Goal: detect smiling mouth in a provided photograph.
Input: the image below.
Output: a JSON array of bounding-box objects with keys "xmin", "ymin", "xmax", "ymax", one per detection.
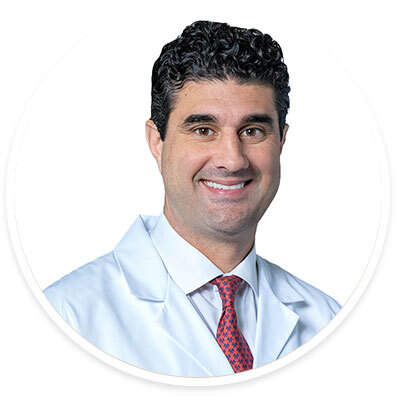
[{"xmin": 202, "ymin": 180, "xmax": 252, "ymax": 190}]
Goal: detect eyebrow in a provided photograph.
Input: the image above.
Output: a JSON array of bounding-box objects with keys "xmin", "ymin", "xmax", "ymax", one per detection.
[
  {"xmin": 181, "ymin": 113, "xmax": 275, "ymax": 128},
  {"xmin": 181, "ymin": 114, "xmax": 219, "ymax": 126},
  {"xmin": 240, "ymin": 113, "xmax": 275, "ymax": 128}
]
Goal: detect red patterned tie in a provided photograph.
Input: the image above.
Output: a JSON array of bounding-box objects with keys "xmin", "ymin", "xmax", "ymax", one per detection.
[{"xmin": 210, "ymin": 275, "xmax": 254, "ymax": 373}]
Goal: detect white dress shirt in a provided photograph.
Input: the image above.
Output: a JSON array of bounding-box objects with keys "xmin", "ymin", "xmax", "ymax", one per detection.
[{"xmin": 149, "ymin": 213, "xmax": 258, "ymax": 355}]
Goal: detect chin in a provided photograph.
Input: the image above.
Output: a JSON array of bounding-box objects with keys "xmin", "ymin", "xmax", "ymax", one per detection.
[{"xmin": 204, "ymin": 211, "xmax": 260, "ymax": 237}]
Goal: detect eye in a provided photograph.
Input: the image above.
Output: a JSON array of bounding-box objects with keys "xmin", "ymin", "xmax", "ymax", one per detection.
[
  {"xmin": 194, "ymin": 127, "xmax": 214, "ymax": 136},
  {"xmin": 240, "ymin": 128, "xmax": 265, "ymax": 138}
]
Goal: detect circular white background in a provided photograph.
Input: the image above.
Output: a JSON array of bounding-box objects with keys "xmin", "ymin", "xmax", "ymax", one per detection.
[{"xmin": 6, "ymin": 2, "xmax": 389, "ymax": 386}]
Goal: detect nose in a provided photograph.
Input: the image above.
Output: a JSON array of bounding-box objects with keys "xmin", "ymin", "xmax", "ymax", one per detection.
[{"xmin": 212, "ymin": 132, "xmax": 249, "ymax": 172}]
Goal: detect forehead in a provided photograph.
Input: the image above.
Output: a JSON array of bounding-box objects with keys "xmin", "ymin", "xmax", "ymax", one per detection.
[{"xmin": 170, "ymin": 80, "xmax": 277, "ymax": 125}]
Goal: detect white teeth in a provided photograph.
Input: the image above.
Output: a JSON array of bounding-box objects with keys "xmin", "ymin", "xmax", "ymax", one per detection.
[{"xmin": 203, "ymin": 180, "xmax": 246, "ymax": 190}]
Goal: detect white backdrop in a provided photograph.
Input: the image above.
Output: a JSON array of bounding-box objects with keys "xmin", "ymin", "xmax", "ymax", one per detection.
[{"xmin": 1, "ymin": 0, "xmax": 395, "ymax": 393}]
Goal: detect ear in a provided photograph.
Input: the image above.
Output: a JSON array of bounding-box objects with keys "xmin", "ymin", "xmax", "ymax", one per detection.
[
  {"xmin": 145, "ymin": 119, "xmax": 163, "ymax": 173},
  {"xmin": 280, "ymin": 123, "xmax": 289, "ymax": 154}
]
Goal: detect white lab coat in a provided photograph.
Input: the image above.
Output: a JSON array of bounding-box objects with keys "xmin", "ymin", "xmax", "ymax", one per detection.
[{"xmin": 44, "ymin": 215, "xmax": 341, "ymax": 377}]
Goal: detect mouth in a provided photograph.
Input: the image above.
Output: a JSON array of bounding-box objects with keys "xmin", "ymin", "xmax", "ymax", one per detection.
[
  {"xmin": 202, "ymin": 180, "xmax": 252, "ymax": 191},
  {"xmin": 200, "ymin": 179, "xmax": 253, "ymax": 200}
]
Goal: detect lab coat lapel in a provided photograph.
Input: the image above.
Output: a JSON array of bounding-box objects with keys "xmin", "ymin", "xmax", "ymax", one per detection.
[
  {"xmin": 114, "ymin": 215, "xmax": 233, "ymax": 376},
  {"xmin": 156, "ymin": 279, "xmax": 234, "ymax": 376},
  {"xmin": 253, "ymin": 257, "xmax": 303, "ymax": 367}
]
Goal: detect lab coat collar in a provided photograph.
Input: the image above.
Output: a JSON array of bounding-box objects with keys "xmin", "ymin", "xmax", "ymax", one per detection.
[
  {"xmin": 113, "ymin": 214, "xmax": 305, "ymax": 304},
  {"xmin": 258, "ymin": 256, "xmax": 305, "ymax": 304},
  {"xmin": 113, "ymin": 215, "xmax": 169, "ymax": 301}
]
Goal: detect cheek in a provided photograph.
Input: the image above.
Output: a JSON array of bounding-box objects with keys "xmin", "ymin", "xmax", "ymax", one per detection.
[
  {"xmin": 162, "ymin": 143, "xmax": 208, "ymax": 185},
  {"xmin": 180, "ymin": 146, "xmax": 212, "ymax": 180},
  {"xmin": 249, "ymin": 146, "xmax": 281, "ymax": 176}
]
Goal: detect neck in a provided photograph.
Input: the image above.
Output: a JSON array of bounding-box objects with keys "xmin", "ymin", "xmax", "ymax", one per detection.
[{"xmin": 164, "ymin": 211, "xmax": 256, "ymax": 273}]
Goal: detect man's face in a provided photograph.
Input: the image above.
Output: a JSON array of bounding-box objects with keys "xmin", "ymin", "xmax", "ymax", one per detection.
[{"xmin": 146, "ymin": 79, "xmax": 288, "ymax": 240}]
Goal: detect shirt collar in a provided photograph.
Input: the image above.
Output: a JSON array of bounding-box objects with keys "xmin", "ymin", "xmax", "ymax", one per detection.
[
  {"xmin": 227, "ymin": 246, "xmax": 258, "ymax": 297},
  {"xmin": 149, "ymin": 213, "xmax": 258, "ymax": 296}
]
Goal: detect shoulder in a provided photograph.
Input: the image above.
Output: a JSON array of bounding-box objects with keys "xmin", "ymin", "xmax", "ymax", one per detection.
[
  {"xmin": 43, "ymin": 252, "xmax": 120, "ymax": 327},
  {"xmin": 44, "ymin": 252, "xmax": 118, "ymax": 296},
  {"xmin": 257, "ymin": 255, "xmax": 341, "ymax": 317}
]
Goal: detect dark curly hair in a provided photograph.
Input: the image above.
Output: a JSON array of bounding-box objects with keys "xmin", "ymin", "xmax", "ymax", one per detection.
[{"xmin": 151, "ymin": 20, "xmax": 290, "ymax": 140}]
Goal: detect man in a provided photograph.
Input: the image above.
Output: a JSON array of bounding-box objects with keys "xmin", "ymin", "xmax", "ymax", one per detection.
[{"xmin": 44, "ymin": 21, "xmax": 341, "ymax": 377}]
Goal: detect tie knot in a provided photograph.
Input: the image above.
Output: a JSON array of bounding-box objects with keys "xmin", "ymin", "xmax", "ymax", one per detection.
[{"xmin": 210, "ymin": 275, "xmax": 242, "ymax": 306}]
